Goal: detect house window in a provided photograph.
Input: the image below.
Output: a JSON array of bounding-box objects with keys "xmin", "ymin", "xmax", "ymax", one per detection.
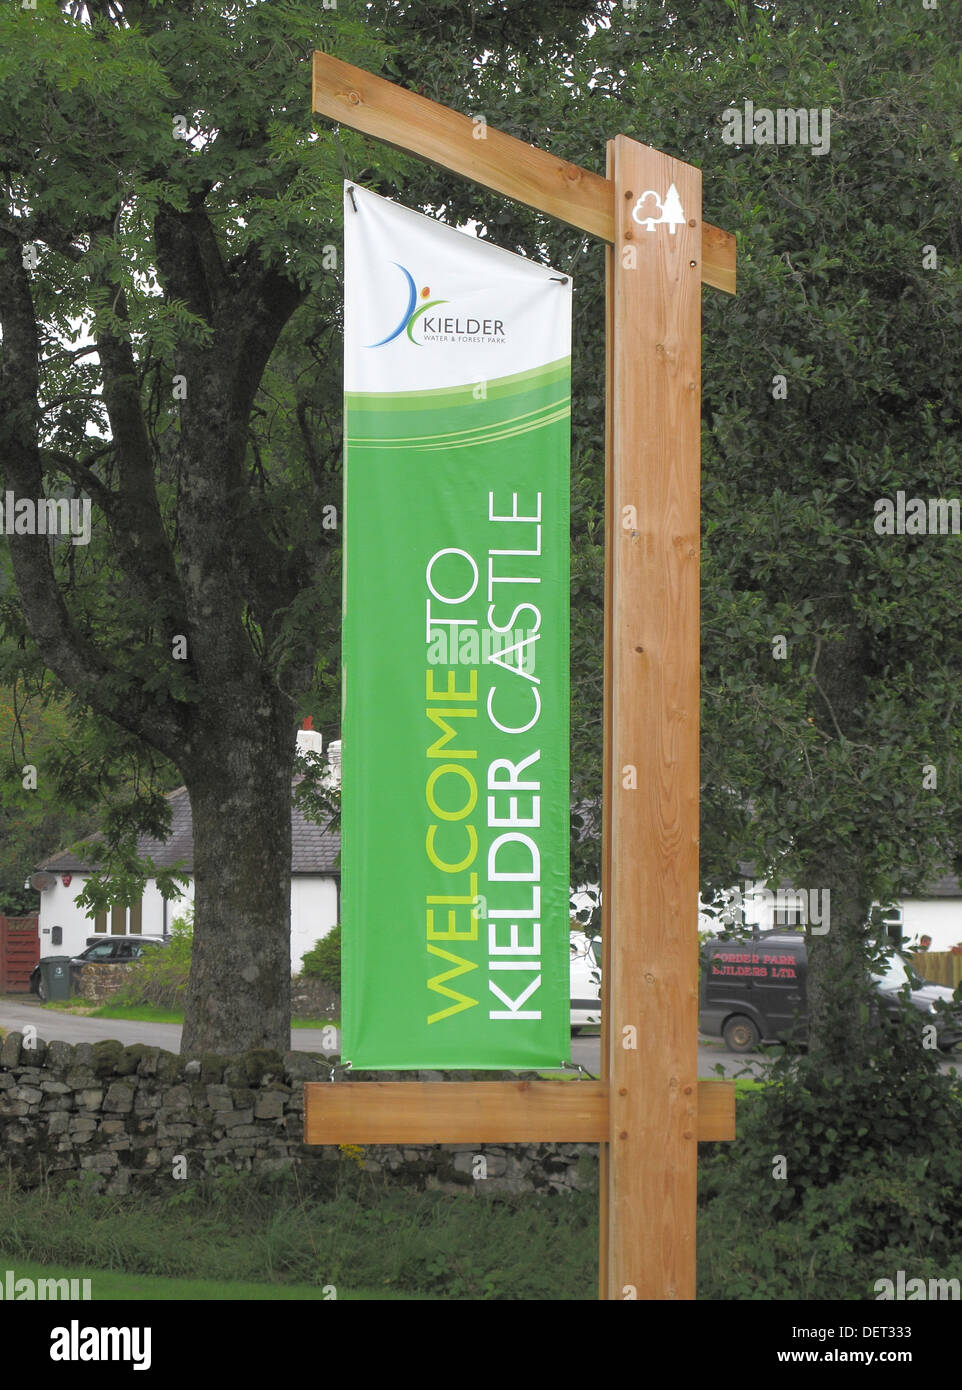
[
  {"xmin": 92, "ymin": 902, "xmax": 144, "ymax": 935},
  {"xmin": 51, "ymin": 925, "xmax": 62, "ymax": 946},
  {"xmin": 772, "ymin": 890, "xmax": 806, "ymax": 928},
  {"xmin": 882, "ymin": 903, "xmax": 903, "ymax": 948},
  {"xmin": 773, "ymin": 905, "xmax": 805, "ymax": 928}
]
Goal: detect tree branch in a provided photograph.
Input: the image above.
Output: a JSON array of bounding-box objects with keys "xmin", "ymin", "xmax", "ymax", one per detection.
[{"xmin": 0, "ymin": 227, "xmax": 190, "ymax": 757}]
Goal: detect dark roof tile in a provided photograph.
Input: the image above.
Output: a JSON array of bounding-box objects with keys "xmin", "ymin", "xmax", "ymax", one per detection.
[{"xmin": 41, "ymin": 786, "xmax": 340, "ymax": 876}]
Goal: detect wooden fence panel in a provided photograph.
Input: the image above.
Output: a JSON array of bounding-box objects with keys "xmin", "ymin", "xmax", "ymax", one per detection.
[
  {"xmin": 0, "ymin": 914, "xmax": 40, "ymax": 993},
  {"xmin": 909, "ymin": 951, "xmax": 962, "ymax": 989}
]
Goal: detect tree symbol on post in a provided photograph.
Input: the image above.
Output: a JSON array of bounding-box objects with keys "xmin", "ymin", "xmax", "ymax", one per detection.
[{"xmin": 631, "ymin": 182, "xmax": 686, "ymax": 234}]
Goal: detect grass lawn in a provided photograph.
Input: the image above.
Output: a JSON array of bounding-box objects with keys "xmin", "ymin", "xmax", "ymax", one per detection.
[
  {"xmin": 0, "ymin": 1177, "xmax": 599, "ymax": 1301},
  {"xmin": 42, "ymin": 1000, "xmax": 335, "ymax": 1029},
  {"xmin": 1, "ymin": 1258, "xmax": 421, "ymax": 1300}
]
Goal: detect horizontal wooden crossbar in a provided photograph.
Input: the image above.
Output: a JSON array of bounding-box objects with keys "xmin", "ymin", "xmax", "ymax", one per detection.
[
  {"xmin": 312, "ymin": 53, "xmax": 736, "ymax": 295},
  {"xmin": 303, "ymin": 1078, "xmax": 735, "ymax": 1145}
]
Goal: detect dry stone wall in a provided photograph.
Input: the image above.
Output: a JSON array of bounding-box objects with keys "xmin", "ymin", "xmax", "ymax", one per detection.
[
  {"xmin": 0, "ymin": 1030, "xmax": 596, "ymax": 1197},
  {"xmin": 76, "ymin": 967, "xmax": 339, "ymax": 1018},
  {"xmin": 289, "ymin": 977, "xmax": 340, "ymax": 1019},
  {"xmin": 78, "ymin": 963, "xmax": 136, "ymax": 1005}
]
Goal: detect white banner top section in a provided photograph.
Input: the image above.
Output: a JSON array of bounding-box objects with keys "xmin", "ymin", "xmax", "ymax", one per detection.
[{"xmin": 343, "ymin": 183, "xmax": 572, "ymax": 394}]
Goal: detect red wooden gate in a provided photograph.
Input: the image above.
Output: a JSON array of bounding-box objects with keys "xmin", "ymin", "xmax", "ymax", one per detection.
[{"xmin": 0, "ymin": 914, "xmax": 40, "ymax": 993}]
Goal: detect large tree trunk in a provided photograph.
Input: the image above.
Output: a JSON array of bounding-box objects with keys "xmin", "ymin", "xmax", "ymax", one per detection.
[
  {"xmin": 180, "ymin": 711, "xmax": 294, "ymax": 1055},
  {"xmin": 805, "ymin": 859, "xmax": 875, "ymax": 1064},
  {"xmin": 803, "ymin": 576, "xmax": 880, "ymax": 1063}
]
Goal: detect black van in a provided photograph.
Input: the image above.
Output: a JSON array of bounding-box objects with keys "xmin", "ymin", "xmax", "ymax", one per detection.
[
  {"xmin": 700, "ymin": 933, "xmax": 806, "ymax": 1051},
  {"xmin": 699, "ymin": 931, "xmax": 962, "ymax": 1052}
]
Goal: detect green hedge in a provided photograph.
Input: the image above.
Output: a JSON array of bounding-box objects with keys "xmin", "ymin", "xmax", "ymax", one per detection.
[
  {"xmin": 112, "ymin": 913, "xmax": 192, "ymax": 1010},
  {"xmin": 300, "ymin": 925, "xmax": 341, "ymax": 990}
]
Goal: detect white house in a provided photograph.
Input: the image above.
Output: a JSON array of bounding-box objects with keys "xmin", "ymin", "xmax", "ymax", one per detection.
[
  {"xmin": 880, "ymin": 875, "xmax": 962, "ymax": 953},
  {"xmin": 33, "ymin": 730, "xmax": 341, "ymax": 974},
  {"xmin": 699, "ymin": 871, "xmax": 962, "ymax": 953}
]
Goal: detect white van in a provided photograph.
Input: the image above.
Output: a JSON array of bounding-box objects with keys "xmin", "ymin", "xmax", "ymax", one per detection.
[{"xmin": 570, "ymin": 930, "xmax": 602, "ymax": 1032}]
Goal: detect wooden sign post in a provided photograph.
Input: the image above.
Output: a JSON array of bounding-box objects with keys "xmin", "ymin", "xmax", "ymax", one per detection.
[{"xmin": 306, "ymin": 52, "xmax": 737, "ymax": 1301}]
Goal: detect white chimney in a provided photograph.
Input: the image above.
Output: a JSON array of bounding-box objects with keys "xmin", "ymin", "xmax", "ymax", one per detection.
[
  {"xmin": 327, "ymin": 739, "xmax": 342, "ymax": 788},
  {"xmin": 296, "ymin": 728, "xmax": 323, "ymax": 757}
]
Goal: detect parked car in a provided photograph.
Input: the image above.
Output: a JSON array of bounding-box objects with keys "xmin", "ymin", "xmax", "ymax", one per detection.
[
  {"xmin": 570, "ymin": 930, "xmax": 601, "ymax": 1032},
  {"xmin": 29, "ymin": 935, "xmax": 166, "ymax": 1001},
  {"xmin": 699, "ymin": 932, "xmax": 962, "ymax": 1053},
  {"xmin": 869, "ymin": 950, "xmax": 962, "ymax": 1049}
]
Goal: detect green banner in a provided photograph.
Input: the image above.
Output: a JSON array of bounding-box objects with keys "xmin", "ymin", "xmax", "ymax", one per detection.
[{"xmin": 341, "ymin": 184, "xmax": 571, "ymax": 1069}]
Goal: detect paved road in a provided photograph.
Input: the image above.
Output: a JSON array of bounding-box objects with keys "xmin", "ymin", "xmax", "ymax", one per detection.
[
  {"xmin": 0, "ymin": 998, "xmax": 762, "ymax": 1076},
  {"xmin": 570, "ymin": 1028, "xmax": 962, "ymax": 1078},
  {"xmin": 4, "ymin": 999, "xmax": 958, "ymax": 1077},
  {"xmin": 567, "ymin": 1030, "xmax": 771, "ymax": 1079},
  {"xmin": 0, "ymin": 996, "xmax": 337, "ymax": 1054}
]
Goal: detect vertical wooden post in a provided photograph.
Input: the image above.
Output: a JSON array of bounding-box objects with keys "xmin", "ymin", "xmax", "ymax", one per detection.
[
  {"xmin": 605, "ymin": 136, "xmax": 702, "ymax": 1299},
  {"xmin": 597, "ymin": 142, "xmax": 616, "ymax": 1304}
]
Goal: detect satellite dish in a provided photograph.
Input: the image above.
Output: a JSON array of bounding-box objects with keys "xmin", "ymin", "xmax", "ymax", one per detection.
[{"xmin": 30, "ymin": 872, "xmax": 56, "ymax": 892}]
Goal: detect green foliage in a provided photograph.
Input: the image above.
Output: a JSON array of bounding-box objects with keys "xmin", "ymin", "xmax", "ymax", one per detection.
[
  {"xmin": 699, "ymin": 992, "xmax": 962, "ymax": 1298},
  {"xmin": 299, "ymin": 925, "xmax": 340, "ymax": 990},
  {"xmin": 112, "ymin": 911, "xmax": 193, "ymax": 1010},
  {"xmin": 0, "ymin": 686, "xmax": 86, "ymax": 913},
  {"xmin": 292, "ymin": 746, "xmax": 340, "ymax": 835},
  {"xmin": 0, "ymin": 662, "xmax": 186, "ymax": 916},
  {"xmin": 700, "ymin": 1171, "xmax": 962, "ymax": 1301},
  {"xmin": 0, "ymin": 0, "xmax": 386, "ymax": 918},
  {"xmin": 411, "ymin": 0, "xmax": 962, "ymax": 1054},
  {"xmin": 406, "ymin": 0, "xmax": 962, "ymax": 903}
]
